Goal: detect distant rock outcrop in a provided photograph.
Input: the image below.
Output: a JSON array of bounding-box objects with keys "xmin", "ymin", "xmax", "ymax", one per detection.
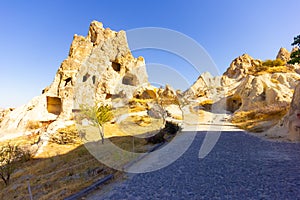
[
  {"xmin": 186, "ymin": 48, "xmax": 300, "ymax": 140},
  {"xmin": 0, "ymin": 21, "xmax": 148, "ymax": 133},
  {"xmin": 227, "ymin": 72, "xmax": 300, "ymax": 112},
  {"xmin": 185, "ymin": 72, "xmax": 222, "ymax": 101},
  {"xmin": 222, "ymin": 54, "xmax": 261, "ymax": 83},
  {"xmin": 276, "ymin": 47, "xmax": 290, "ymax": 62}
]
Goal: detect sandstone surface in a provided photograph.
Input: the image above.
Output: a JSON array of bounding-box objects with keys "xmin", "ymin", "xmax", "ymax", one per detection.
[{"xmin": 0, "ymin": 21, "xmax": 148, "ymax": 134}]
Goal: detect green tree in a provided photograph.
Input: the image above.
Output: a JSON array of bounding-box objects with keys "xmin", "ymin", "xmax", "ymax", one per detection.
[
  {"xmin": 288, "ymin": 35, "xmax": 300, "ymax": 64},
  {"xmin": 80, "ymin": 104, "xmax": 113, "ymax": 143}
]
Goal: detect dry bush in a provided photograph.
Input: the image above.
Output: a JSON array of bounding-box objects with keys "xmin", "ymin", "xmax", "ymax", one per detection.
[
  {"xmin": 262, "ymin": 59, "xmax": 286, "ymax": 67},
  {"xmin": 0, "ymin": 144, "xmax": 32, "ymax": 186},
  {"xmin": 248, "ymin": 59, "xmax": 293, "ymax": 75},
  {"xmin": 49, "ymin": 124, "xmax": 81, "ymax": 145},
  {"xmin": 146, "ymin": 121, "xmax": 179, "ymax": 144}
]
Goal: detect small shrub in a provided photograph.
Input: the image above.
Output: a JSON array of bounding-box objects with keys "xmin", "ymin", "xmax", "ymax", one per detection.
[
  {"xmin": 0, "ymin": 144, "xmax": 32, "ymax": 186},
  {"xmin": 262, "ymin": 59, "xmax": 286, "ymax": 67},
  {"xmin": 49, "ymin": 125, "xmax": 80, "ymax": 145},
  {"xmin": 146, "ymin": 121, "xmax": 179, "ymax": 144},
  {"xmin": 249, "ymin": 59, "xmax": 290, "ymax": 75}
]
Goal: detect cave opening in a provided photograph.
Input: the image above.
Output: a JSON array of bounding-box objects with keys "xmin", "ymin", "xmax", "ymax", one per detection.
[
  {"xmin": 46, "ymin": 96, "xmax": 62, "ymax": 115},
  {"xmin": 122, "ymin": 73, "xmax": 138, "ymax": 86},
  {"xmin": 64, "ymin": 77, "xmax": 72, "ymax": 86},
  {"xmin": 112, "ymin": 61, "xmax": 121, "ymax": 72},
  {"xmin": 226, "ymin": 96, "xmax": 242, "ymax": 113},
  {"xmin": 83, "ymin": 73, "xmax": 90, "ymax": 82}
]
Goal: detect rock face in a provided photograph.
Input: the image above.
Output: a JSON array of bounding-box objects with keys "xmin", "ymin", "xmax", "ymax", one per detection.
[
  {"xmin": 185, "ymin": 72, "xmax": 222, "ymax": 100},
  {"xmin": 186, "ymin": 48, "xmax": 300, "ymax": 140},
  {"xmin": 276, "ymin": 47, "xmax": 290, "ymax": 62},
  {"xmin": 218, "ymin": 49, "xmax": 300, "ymax": 113},
  {"xmin": 222, "ymin": 54, "xmax": 261, "ymax": 82},
  {"xmin": 287, "ymin": 82, "xmax": 300, "ymax": 141},
  {"xmin": 0, "ymin": 21, "xmax": 148, "ymax": 133},
  {"xmin": 227, "ymin": 72, "xmax": 300, "ymax": 112}
]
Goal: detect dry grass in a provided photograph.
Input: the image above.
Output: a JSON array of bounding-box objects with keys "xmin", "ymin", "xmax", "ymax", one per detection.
[
  {"xmin": 0, "ymin": 132, "xmax": 41, "ymax": 147},
  {"xmin": 231, "ymin": 102, "xmax": 289, "ymax": 132},
  {"xmin": 0, "ymin": 125, "xmax": 121, "ymax": 200},
  {"xmin": 0, "ymin": 100, "xmax": 180, "ymax": 199},
  {"xmin": 248, "ymin": 59, "xmax": 294, "ymax": 76},
  {"xmin": 108, "ymin": 136, "xmax": 151, "ymax": 153},
  {"xmin": 0, "ymin": 140, "xmax": 118, "ymax": 200},
  {"xmin": 49, "ymin": 124, "xmax": 81, "ymax": 145}
]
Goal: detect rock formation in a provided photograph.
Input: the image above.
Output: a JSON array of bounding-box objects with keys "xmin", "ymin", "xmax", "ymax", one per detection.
[
  {"xmin": 0, "ymin": 21, "xmax": 148, "ymax": 133},
  {"xmin": 222, "ymin": 54, "xmax": 262, "ymax": 83},
  {"xmin": 286, "ymin": 82, "xmax": 300, "ymax": 141},
  {"xmin": 276, "ymin": 47, "xmax": 290, "ymax": 62},
  {"xmin": 185, "ymin": 47, "xmax": 300, "ymax": 140},
  {"xmin": 226, "ymin": 72, "xmax": 300, "ymax": 112}
]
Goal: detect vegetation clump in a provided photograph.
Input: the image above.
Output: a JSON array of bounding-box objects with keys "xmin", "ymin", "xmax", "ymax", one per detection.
[
  {"xmin": 288, "ymin": 35, "xmax": 300, "ymax": 64},
  {"xmin": 249, "ymin": 59, "xmax": 291, "ymax": 75},
  {"xmin": 0, "ymin": 144, "xmax": 32, "ymax": 186},
  {"xmin": 79, "ymin": 104, "xmax": 114, "ymax": 143},
  {"xmin": 49, "ymin": 124, "xmax": 81, "ymax": 145}
]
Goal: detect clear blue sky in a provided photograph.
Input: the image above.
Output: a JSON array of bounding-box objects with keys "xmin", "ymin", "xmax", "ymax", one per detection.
[{"xmin": 0, "ymin": 0, "xmax": 299, "ymax": 108}]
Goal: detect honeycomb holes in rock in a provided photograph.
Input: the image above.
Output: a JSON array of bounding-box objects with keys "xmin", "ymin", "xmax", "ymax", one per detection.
[{"xmin": 82, "ymin": 73, "xmax": 91, "ymax": 82}]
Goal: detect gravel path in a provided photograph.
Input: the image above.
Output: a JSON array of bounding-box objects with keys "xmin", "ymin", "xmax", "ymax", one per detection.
[{"xmin": 87, "ymin": 131, "xmax": 300, "ymax": 199}]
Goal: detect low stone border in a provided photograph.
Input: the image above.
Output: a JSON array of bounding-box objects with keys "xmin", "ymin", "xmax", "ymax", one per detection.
[
  {"xmin": 64, "ymin": 174, "xmax": 113, "ymax": 200},
  {"xmin": 122, "ymin": 141, "xmax": 166, "ymax": 171}
]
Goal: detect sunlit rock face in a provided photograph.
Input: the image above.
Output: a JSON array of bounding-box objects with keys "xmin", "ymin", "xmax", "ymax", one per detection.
[{"xmin": 0, "ymin": 21, "xmax": 148, "ymax": 133}]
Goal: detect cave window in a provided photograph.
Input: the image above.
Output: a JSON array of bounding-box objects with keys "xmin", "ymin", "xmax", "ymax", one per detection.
[
  {"xmin": 83, "ymin": 73, "xmax": 90, "ymax": 82},
  {"xmin": 112, "ymin": 61, "xmax": 121, "ymax": 72},
  {"xmin": 261, "ymin": 92, "xmax": 266, "ymax": 101},
  {"xmin": 226, "ymin": 96, "xmax": 242, "ymax": 113},
  {"xmin": 122, "ymin": 73, "xmax": 138, "ymax": 86},
  {"xmin": 92, "ymin": 75, "xmax": 96, "ymax": 84},
  {"xmin": 46, "ymin": 96, "xmax": 62, "ymax": 115},
  {"xmin": 64, "ymin": 77, "xmax": 72, "ymax": 86},
  {"xmin": 106, "ymin": 93, "xmax": 112, "ymax": 99}
]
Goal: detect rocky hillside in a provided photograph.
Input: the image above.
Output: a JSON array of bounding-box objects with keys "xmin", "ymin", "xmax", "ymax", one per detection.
[
  {"xmin": 1, "ymin": 20, "xmax": 299, "ymax": 142},
  {"xmin": 186, "ymin": 47, "xmax": 300, "ymax": 140}
]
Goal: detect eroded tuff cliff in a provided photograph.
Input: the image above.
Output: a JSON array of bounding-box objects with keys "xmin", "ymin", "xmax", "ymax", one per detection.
[
  {"xmin": 186, "ymin": 47, "xmax": 300, "ymax": 140},
  {"xmin": 0, "ymin": 21, "xmax": 148, "ymax": 133}
]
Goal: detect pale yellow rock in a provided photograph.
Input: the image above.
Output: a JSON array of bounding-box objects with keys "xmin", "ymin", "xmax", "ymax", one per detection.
[
  {"xmin": 0, "ymin": 21, "xmax": 148, "ymax": 134},
  {"xmin": 222, "ymin": 54, "xmax": 261, "ymax": 81},
  {"xmin": 287, "ymin": 82, "xmax": 300, "ymax": 141},
  {"xmin": 276, "ymin": 47, "xmax": 290, "ymax": 62}
]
